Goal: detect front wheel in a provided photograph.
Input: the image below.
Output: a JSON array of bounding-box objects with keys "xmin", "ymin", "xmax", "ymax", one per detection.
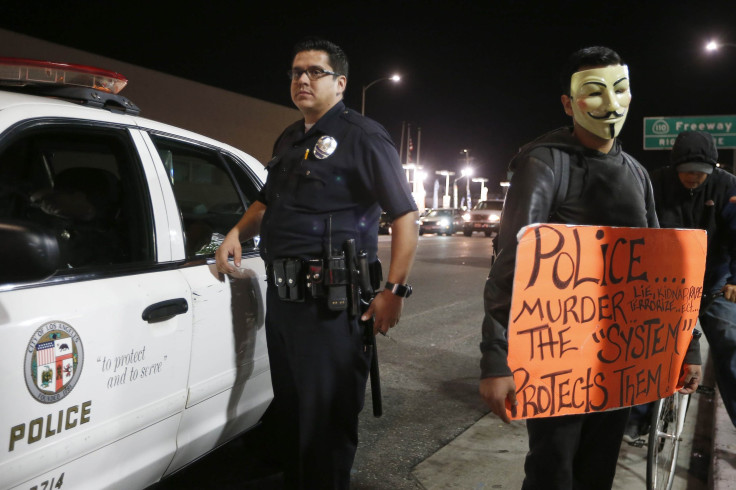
[
  {"xmin": 463, "ymin": 230, "xmax": 472, "ymax": 237},
  {"xmin": 646, "ymin": 396, "xmax": 680, "ymax": 490}
]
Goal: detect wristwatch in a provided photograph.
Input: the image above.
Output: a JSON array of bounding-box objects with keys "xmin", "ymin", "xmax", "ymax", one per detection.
[{"xmin": 384, "ymin": 281, "xmax": 413, "ymax": 298}]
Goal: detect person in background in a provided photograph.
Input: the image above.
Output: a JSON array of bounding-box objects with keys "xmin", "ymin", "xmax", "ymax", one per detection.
[{"xmin": 624, "ymin": 130, "xmax": 736, "ymax": 441}]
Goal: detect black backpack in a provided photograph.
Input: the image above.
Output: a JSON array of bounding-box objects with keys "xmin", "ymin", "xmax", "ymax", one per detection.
[{"xmin": 490, "ymin": 146, "xmax": 647, "ymax": 265}]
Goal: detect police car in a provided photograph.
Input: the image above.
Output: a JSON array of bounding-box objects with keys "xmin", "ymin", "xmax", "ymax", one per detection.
[{"xmin": 0, "ymin": 58, "xmax": 272, "ymax": 489}]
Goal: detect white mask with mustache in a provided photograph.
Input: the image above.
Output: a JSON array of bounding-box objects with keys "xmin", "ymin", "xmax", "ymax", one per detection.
[{"xmin": 570, "ymin": 65, "xmax": 631, "ymax": 140}]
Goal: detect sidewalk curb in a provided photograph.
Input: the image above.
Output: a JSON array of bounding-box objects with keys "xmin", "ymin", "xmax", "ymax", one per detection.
[{"xmin": 711, "ymin": 386, "xmax": 736, "ymax": 489}]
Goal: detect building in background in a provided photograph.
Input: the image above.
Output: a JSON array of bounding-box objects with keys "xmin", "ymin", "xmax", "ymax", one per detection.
[{"xmin": 0, "ymin": 29, "xmax": 300, "ymax": 165}]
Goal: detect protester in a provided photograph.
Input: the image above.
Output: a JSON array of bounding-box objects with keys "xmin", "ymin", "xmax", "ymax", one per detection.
[
  {"xmin": 478, "ymin": 46, "xmax": 702, "ymax": 489},
  {"xmin": 624, "ymin": 130, "xmax": 736, "ymax": 441}
]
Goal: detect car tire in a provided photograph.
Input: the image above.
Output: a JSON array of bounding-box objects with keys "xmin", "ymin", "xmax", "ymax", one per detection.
[
  {"xmin": 484, "ymin": 231, "xmax": 492, "ymax": 237},
  {"xmin": 463, "ymin": 230, "xmax": 472, "ymax": 237},
  {"xmin": 419, "ymin": 229, "xmax": 424, "ymax": 236}
]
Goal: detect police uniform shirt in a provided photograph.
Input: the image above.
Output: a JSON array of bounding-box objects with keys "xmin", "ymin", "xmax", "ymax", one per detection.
[{"xmin": 257, "ymin": 101, "xmax": 416, "ymax": 264}]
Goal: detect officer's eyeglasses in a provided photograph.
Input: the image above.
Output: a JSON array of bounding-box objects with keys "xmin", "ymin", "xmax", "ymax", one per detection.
[{"xmin": 287, "ymin": 66, "xmax": 341, "ymax": 81}]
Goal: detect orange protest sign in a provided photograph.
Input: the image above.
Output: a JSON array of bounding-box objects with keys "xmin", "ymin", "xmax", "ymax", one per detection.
[{"xmin": 507, "ymin": 224, "xmax": 706, "ymax": 420}]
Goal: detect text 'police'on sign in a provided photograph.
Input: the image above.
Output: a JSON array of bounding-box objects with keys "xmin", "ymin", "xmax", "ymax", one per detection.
[{"xmin": 507, "ymin": 224, "xmax": 706, "ymax": 420}]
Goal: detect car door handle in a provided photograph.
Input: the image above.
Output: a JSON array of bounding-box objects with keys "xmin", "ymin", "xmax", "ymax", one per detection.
[{"xmin": 142, "ymin": 298, "xmax": 189, "ymax": 323}]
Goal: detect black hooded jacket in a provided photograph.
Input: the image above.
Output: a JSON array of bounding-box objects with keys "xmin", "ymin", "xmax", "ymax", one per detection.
[
  {"xmin": 650, "ymin": 165, "xmax": 736, "ymax": 293},
  {"xmin": 480, "ymin": 127, "xmax": 669, "ymax": 378}
]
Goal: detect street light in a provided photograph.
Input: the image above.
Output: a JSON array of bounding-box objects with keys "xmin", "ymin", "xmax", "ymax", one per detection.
[
  {"xmin": 705, "ymin": 40, "xmax": 736, "ymax": 52},
  {"xmin": 462, "ymin": 167, "xmax": 473, "ymax": 208},
  {"xmin": 453, "ymin": 167, "xmax": 473, "ymax": 209},
  {"xmin": 361, "ymin": 74, "xmax": 401, "ymax": 115},
  {"xmin": 461, "ymin": 149, "xmax": 473, "ymax": 208}
]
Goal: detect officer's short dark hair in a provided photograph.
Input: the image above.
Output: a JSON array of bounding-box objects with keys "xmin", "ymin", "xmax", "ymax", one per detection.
[
  {"xmin": 293, "ymin": 37, "xmax": 349, "ymax": 79},
  {"xmin": 560, "ymin": 46, "xmax": 623, "ymax": 96}
]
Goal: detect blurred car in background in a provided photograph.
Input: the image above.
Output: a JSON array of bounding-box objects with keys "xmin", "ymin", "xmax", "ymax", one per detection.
[
  {"xmin": 419, "ymin": 208, "xmax": 464, "ymax": 236},
  {"xmin": 463, "ymin": 199, "xmax": 504, "ymax": 237},
  {"xmin": 378, "ymin": 211, "xmax": 393, "ymax": 234}
]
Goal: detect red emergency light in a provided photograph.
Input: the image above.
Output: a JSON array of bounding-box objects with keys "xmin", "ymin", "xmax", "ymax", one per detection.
[{"xmin": 0, "ymin": 57, "xmax": 128, "ymax": 94}]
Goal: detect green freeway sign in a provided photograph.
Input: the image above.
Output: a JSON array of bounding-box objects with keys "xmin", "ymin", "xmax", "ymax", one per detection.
[{"xmin": 643, "ymin": 115, "xmax": 736, "ymax": 150}]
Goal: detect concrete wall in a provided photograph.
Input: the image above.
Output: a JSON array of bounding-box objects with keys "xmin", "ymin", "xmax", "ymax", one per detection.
[{"xmin": 0, "ymin": 29, "xmax": 300, "ymax": 165}]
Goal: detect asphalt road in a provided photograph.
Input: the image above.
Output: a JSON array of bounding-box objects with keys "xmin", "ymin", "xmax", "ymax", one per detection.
[
  {"xmin": 155, "ymin": 233, "xmax": 715, "ymax": 489},
  {"xmin": 351, "ymin": 234, "xmax": 494, "ymax": 489}
]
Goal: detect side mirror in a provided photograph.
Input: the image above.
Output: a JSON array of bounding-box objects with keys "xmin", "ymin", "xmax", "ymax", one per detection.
[{"xmin": 0, "ymin": 219, "xmax": 60, "ymax": 284}]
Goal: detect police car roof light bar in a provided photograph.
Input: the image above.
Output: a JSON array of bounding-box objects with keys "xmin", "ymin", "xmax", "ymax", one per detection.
[{"xmin": 0, "ymin": 57, "xmax": 128, "ymax": 94}]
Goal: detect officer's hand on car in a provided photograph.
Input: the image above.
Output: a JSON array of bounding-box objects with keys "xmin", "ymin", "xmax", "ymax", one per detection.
[
  {"xmin": 215, "ymin": 230, "xmax": 242, "ymax": 274},
  {"xmin": 362, "ymin": 289, "xmax": 403, "ymax": 335},
  {"xmin": 479, "ymin": 376, "xmax": 517, "ymax": 424}
]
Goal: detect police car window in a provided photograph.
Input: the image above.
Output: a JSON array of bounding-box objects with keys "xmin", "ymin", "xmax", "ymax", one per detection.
[
  {"xmin": 0, "ymin": 125, "xmax": 154, "ymax": 272},
  {"xmin": 149, "ymin": 136, "xmax": 259, "ymax": 259}
]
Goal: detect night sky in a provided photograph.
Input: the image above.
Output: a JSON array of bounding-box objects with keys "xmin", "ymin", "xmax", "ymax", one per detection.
[{"xmin": 2, "ymin": 0, "xmax": 736, "ymax": 195}]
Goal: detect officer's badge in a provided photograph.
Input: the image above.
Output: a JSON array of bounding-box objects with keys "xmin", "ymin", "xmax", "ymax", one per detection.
[{"xmin": 314, "ymin": 136, "xmax": 337, "ymax": 159}]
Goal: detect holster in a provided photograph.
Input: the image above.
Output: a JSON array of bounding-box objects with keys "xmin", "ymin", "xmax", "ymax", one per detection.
[
  {"xmin": 368, "ymin": 258, "xmax": 383, "ymax": 292},
  {"xmin": 305, "ymin": 259, "xmax": 325, "ymax": 298},
  {"xmin": 268, "ymin": 251, "xmax": 380, "ymax": 312},
  {"xmin": 272, "ymin": 258, "xmax": 304, "ymax": 301}
]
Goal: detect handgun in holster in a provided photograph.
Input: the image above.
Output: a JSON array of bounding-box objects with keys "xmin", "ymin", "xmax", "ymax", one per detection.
[{"xmin": 344, "ymin": 238, "xmax": 383, "ymax": 417}]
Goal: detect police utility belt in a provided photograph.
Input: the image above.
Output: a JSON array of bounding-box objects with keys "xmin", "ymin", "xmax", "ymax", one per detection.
[{"xmin": 267, "ymin": 247, "xmax": 381, "ymax": 313}]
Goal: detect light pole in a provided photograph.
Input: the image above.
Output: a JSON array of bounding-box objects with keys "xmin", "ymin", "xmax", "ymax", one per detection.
[
  {"xmin": 435, "ymin": 170, "xmax": 455, "ymax": 208},
  {"xmin": 472, "ymin": 177, "xmax": 489, "ymax": 201},
  {"xmin": 361, "ymin": 74, "xmax": 401, "ymax": 115},
  {"xmin": 461, "ymin": 148, "xmax": 473, "ymax": 208},
  {"xmin": 462, "ymin": 167, "xmax": 473, "ymax": 208},
  {"xmin": 453, "ymin": 167, "xmax": 473, "ymax": 209}
]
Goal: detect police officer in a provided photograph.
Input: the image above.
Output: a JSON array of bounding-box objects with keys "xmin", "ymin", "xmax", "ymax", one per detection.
[{"xmin": 216, "ymin": 37, "xmax": 418, "ymax": 489}]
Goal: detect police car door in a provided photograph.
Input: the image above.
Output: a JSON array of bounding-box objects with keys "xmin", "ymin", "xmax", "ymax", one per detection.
[
  {"xmin": 136, "ymin": 131, "xmax": 271, "ymax": 475},
  {"xmin": 0, "ymin": 121, "xmax": 192, "ymax": 490}
]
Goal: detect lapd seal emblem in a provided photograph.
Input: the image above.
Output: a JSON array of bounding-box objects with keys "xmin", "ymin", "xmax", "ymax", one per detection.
[
  {"xmin": 24, "ymin": 321, "xmax": 84, "ymax": 404},
  {"xmin": 314, "ymin": 136, "xmax": 337, "ymax": 159}
]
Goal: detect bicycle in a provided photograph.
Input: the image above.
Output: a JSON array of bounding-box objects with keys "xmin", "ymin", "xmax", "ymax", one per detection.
[
  {"xmin": 646, "ymin": 390, "xmax": 689, "ymax": 490},
  {"xmin": 645, "ymin": 291, "xmax": 721, "ymax": 490},
  {"xmin": 645, "ymin": 383, "xmax": 716, "ymax": 490}
]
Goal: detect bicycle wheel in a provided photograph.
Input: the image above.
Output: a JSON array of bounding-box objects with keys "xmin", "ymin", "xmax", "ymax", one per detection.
[{"xmin": 646, "ymin": 395, "xmax": 680, "ymax": 490}]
